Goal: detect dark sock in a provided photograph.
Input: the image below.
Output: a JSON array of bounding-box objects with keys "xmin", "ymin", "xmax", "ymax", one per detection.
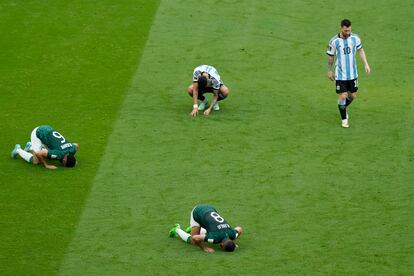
[
  {"xmin": 217, "ymin": 93, "xmax": 227, "ymax": 102},
  {"xmin": 345, "ymin": 97, "xmax": 353, "ymax": 107},
  {"xmin": 338, "ymin": 105, "xmax": 347, "ymax": 120},
  {"xmin": 198, "ymin": 94, "xmax": 205, "ymax": 101}
]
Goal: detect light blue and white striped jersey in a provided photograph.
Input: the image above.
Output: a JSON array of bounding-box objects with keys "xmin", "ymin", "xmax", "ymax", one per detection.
[
  {"xmin": 327, "ymin": 33, "xmax": 362, "ymax": 80},
  {"xmin": 193, "ymin": 65, "xmax": 223, "ymax": 90}
]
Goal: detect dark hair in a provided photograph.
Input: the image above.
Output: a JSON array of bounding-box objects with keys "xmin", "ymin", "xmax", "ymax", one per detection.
[
  {"xmin": 65, "ymin": 154, "xmax": 76, "ymax": 168},
  {"xmin": 222, "ymin": 239, "xmax": 236, "ymax": 252},
  {"xmin": 341, "ymin": 19, "xmax": 351, "ymax": 27},
  {"xmin": 197, "ymin": 76, "xmax": 207, "ymax": 93}
]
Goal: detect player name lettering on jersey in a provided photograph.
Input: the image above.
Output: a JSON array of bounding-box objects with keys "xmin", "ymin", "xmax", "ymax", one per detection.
[
  {"xmin": 61, "ymin": 143, "xmax": 73, "ymax": 150},
  {"xmin": 217, "ymin": 223, "xmax": 231, "ymax": 230}
]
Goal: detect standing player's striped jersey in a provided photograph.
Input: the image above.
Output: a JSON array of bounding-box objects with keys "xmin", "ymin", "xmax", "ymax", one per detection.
[
  {"xmin": 192, "ymin": 65, "xmax": 223, "ymax": 90},
  {"xmin": 327, "ymin": 33, "xmax": 362, "ymax": 80}
]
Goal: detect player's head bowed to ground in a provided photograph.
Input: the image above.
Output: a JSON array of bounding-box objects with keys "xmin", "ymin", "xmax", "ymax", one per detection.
[
  {"xmin": 169, "ymin": 204, "xmax": 243, "ymax": 253},
  {"xmin": 187, "ymin": 65, "xmax": 230, "ymax": 117},
  {"xmin": 11, "ymin": 125, "xmax": 78, "ymax": 169}
]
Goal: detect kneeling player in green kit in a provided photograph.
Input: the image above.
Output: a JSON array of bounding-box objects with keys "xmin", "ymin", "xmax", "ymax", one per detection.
[
  {"xmin": 11, "ymin": 125, "xmax": 78, "ymax": 169},
  {"xmin": 169, "ymin": 204, "xmax": 243, "ymax": 253}
]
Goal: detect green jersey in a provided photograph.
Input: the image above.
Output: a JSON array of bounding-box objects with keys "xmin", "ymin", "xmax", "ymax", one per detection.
[
  {"xmin": 193, "ymin": 204, "xmax": 238, "ymax": 244},
  {"xmin": 36, "ymin": 125, "xmax": 77, "ymax": 160}
]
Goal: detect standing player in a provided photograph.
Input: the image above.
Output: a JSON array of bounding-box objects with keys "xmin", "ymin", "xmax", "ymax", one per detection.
[
  {"xmin": 327, "ymin": 19, "xmax": 371, "ymax": 128},
  {"xmin": 11, "ymin": 125, "xmax": 78, "ymax": 169},
  {"xmin": 187, "ymin": 65, "xmax": 230, "ymax": 116},
  {"xmin": 169, "ymin": 204, "xmax": 243, "ymax": 253}
]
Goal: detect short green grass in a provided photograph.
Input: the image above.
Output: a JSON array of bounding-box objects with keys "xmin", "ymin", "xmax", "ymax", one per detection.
[
  {"xmin": 0, "ymin": 0, "xmax": 159, "ymax": 274},
  {"xmin": 1, "ymin": 0, "xmax": 413, "ymax": 274}
]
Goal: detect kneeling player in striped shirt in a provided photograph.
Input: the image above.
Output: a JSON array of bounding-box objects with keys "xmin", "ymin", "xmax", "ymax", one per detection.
[
  {"xmin": 187, "ymin": 65, "xmax": 230, "ymax": 116},
  {"xmin": 327, "ymin": 19, "xmax": 371, "ymax": 128}
]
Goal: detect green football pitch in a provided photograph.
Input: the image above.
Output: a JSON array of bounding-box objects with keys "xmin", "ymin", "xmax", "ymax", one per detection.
[{"xmin": 1, "ymin": 0, "xmax": 413, "ymax": 274}]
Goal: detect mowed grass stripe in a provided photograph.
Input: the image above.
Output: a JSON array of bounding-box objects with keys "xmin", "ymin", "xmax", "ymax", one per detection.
[
  {"xmin": 61, "ymin": 0, "xmax": 414, "ymax": 274},
  {"xmin": 0, "ymin": 1, "xmax": 159, "ymax": 274},
  {"xmin": 59, "ymin": 1, "xmax": 268, "ymax": 274}
]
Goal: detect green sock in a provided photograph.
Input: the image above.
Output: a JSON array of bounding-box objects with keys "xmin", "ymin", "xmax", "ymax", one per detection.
[{"xmin": 17, "ymin": 148, "xmax": 34, "ymax": 163}]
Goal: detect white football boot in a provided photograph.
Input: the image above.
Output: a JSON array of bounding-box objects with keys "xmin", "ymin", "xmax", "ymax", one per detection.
[
  {"xmin": 213, "ymin": 102, "xmax": 220, "ymax": 111},
  {"xmin": 198, "ymin": 99, "xmax": 208, "ymax": 111}
]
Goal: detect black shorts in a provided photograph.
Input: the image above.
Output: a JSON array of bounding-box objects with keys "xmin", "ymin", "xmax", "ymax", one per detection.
[
  {"xmin": 336, "ymin": 79, "xmax": 358, "ymax": 94},
  {"xmin": 201, "ymin": 84, "xmax": 223, "ymax": 94}
]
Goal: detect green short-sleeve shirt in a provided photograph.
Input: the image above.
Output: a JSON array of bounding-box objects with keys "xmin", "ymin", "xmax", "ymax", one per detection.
[
  {"xmin": 193, "ymin": 204, "xmax": 238, "ymax": 244},
  {"xmin": 36, "ymin": 125, "xmax": 77, "ymax": 160}
]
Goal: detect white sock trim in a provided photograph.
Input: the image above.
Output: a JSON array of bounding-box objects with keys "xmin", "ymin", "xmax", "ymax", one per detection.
[
  {"xmin": 176, "ymin": 228, "xmax": 191, "ymax": 243},
  {"xmin": 17, "ymin": 148, "xmax": 33, "ymax": 163}
]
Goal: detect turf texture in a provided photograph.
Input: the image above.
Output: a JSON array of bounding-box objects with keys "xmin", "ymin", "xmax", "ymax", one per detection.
[{"xmin": 1, "ymin": 0, "xmax": 413, "ymax": 274}]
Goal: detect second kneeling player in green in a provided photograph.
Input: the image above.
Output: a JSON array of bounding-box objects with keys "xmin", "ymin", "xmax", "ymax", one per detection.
[
  {"xmin": 169, "ymin": 204, "xmax": 243, "ymax": 253},
  {"xmin": 11, "ymin": 125, "xmax": 78, "ymax": 169}
]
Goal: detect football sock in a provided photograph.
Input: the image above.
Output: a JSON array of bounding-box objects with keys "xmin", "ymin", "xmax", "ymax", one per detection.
[
  {"xmin": 217, "ymin": 93, "xmax": 227, "ymax": 102},
  {"xmin": 338, "ymin": 99, "xmax": 347, "ymax": 120},
  {"xmin": 198, "ymin": 95, "xmax": 206, "ymax": 101},
  {"xmin": 17, "ymin": 148, "xmax": 33, "ymax": 163},
  {"xmin": 176, "ymin": 228, "xmax": 191, "ymax": 243},
  {"xmin": 345, "ymin": 96, "xmax": 353, "ymax": 107}
]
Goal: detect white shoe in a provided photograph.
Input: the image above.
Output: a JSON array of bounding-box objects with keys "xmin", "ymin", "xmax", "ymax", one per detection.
[
  {"xmin": 341, "ymin": 119, "xmax": 349, "ymax": 128},
  {"xmin": 198, "ymin": 99, "xmax": 208, "ymax": 111},
  {"xmin": 11, "ymin": 144, "xmax": 21, "ymax": 158},
  {"xmin": 213, "ymin": 102, "xmax": 220, "ymax": 111},
  {"xmin": 24, "ymin": 141, "xmax": 32, "ymax": 152}
]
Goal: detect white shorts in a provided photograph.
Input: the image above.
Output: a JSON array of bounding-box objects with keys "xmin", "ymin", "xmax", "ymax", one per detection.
[
  {"xmin": 189, "ymin": 206, "xmax": 200, "ymax": 228},
  {"xmin": 30, "ymin": 127, "xmax": 43, "ymax": 152}
]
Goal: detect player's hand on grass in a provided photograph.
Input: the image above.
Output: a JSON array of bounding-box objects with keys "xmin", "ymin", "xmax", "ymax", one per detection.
[
  {"xmin": 328, "ymin": 71, "xmax": 334, "ymax": 81},
  {"xmin": 45, "ymin": 164, "xmax": 57, "ymax": 170},
  {"xmin": 203, "ymin": 108, "xmax": 211, "ymax": 116},
  {"xmin": 203, "ymin": 247, "xmax": 215, "ymax": 253},
  {"xmin": 190, "ymin": 108, "xmax": 198, "ymax": 117}
]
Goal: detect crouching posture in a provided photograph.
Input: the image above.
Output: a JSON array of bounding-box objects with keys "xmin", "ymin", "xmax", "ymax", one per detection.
[
  {"xmin": 187, "ymin": 65, "xmax": 230, "ymax": 116},
  {"xmin": 169, "ymin": 204, "xmax": 243, "ymax": 253},
  {"xmin": 11, "ymin": 125, "xmax": 78, "ymax": 169}
]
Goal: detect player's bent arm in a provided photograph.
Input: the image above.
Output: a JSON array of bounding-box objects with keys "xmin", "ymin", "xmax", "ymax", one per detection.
[
  {"xmin": 35, "ymin": 149, "xmax": 57, "ymax": 169},
  {"xmin": 204, "ymin": 90, "xmax": 219, "ymax": 116},
  {"xmin": 192, "ymin": 82, "xmax": 199, "ymax": 106},
  {"xmin": 190, "ymin": 235, "xmax": 214, "ymax": 253},
  {"xmin": 190, "ymin": 82, "xmax": 199, "ymax": 116},
  {"xmin": 190, "ymin": 234, "xmax": 205, "ymax": 244}
]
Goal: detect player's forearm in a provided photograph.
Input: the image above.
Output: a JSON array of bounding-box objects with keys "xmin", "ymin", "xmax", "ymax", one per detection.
[
  {"xmin": 195, "ymin": 242, "xmax": 211, "ymax": 252},
  {"xmin": 193, "ymin": 87, "xmax": 199, "ymax": 106},
  {"xmin": 358, "ymin": 49, "xmax": 369, "ymax": 66},
  {"xmin": 327, "ymin": 56, "xmax": 334, "ymax": 72},
  {"xmin": 190, "ymin": 238, "xmax": 203, "ymax": 249},
  {"xmin": 209, "ymin": 93, "xmax": 219, "ymax": 110},
  {"xmin": 37, "ymin": 155, "xmax": 49, "ymax": 168},
  {"xmin": 35, "ymin": 151, "xmax": 53, "ymax": 169}
]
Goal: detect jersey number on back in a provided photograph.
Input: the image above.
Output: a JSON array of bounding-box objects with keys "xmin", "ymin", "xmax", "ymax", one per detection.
[
  {"xmin": 52, "ymin": 131, "xmax": 66, "ymax": 144},
  {"xmin": 210, "ymin": 212, "xmax": 224, "ymax": 223}
]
